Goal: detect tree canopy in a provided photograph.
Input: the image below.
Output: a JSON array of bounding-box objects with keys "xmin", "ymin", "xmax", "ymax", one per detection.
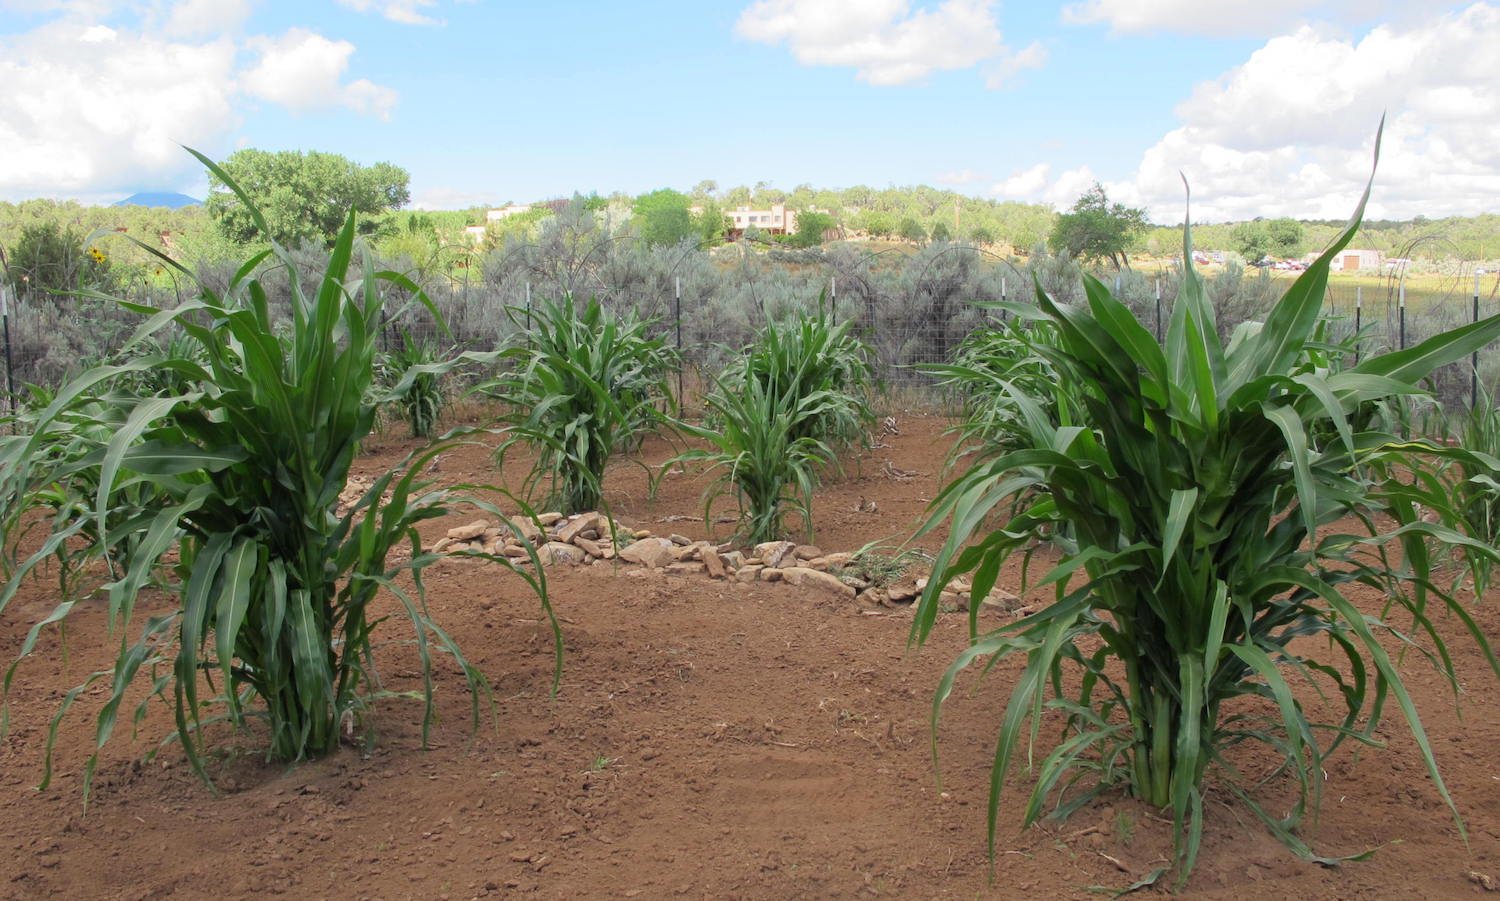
[
  {"xmin": 788, "ymin": 211, "xmax": 836, "ymax": 248},
  {"xmin": 206, "ymin": 149, "xmax": 410, "ymax": 248},
  {"xmin": 3, "ymin": 221, "xmax": 112, "ymax": 297},
  {"xmin": 1231, "ymin": 217, "xmax": 1304, "ymax": 262},
  {"xmin": 1048, "ymin": 183, "xmax": 1148, "ymax": 269},
  {"xmin": 633, "ymin": 189, "xmax": 698, "ymax": 247}
]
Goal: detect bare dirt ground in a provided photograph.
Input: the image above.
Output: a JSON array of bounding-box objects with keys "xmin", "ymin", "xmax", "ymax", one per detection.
[{"xmin": 2, "ymin": 414, "xmax": 1499, "ymax": 899}]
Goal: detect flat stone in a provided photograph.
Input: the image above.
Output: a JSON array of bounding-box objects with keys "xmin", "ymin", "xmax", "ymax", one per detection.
[
  {"xmin": 754, "ymin": 541, "xmax": 797, "ymax": 568},
  {"xmin": 670, "ymin": 543, "xmax": 703, "ymax": 562},
  {"xmin": 432, "ymin": 537, "xmax": 456, "ymax": 553},
  {"xmin": 761, "ymin": 567, "xmax": 784, "ymax": 583},
  {"xmin": 573, "ymin": 537, "xmax": 604, "ymax": 558},
  {"xmin": 664, "ymin": 561, "xmax": 706, "ymax": 576},
  {"xmin": 536, "ymin": 512, "xmax": 564, "ymax": 527},
  {"xmin": 805, "ymin": 557, "xmax": 829, "ymax": 571},
  {"xmin": 977, "ymin": 586, "xmax": 1021, "ymax": 608},
  {"xmin": 503, "ymin": 544, "xmax": 531, "ymax": 559},
  {"xmin": 668, "ymin": 533, "xmax": 693, "ymax": 547},
  {"xmin": 887, "ymin": 581, "xmax": 920, "ymax": 602},
  {"xmin": 793, "ymin": 544, "xmax": 823, "ymax": 561},
  {"xmin": 557, "ymin": 512, "xmax": 602, "ymax": 544},
  {"xmin": 634, "ymin": 529, "xmax": 654, "ymax": 540},
  {"xmin": 821, "ymin": 552, "xmax": 854, "ymax": 568},
  {"xmin": 619, "ymin": 537, "xmax": 675, "ymax": 568},
  {"xmin": 541, "ymin": 541, "xmax": 584, "ymax": 565},
  {"xmin": 735, "ymin": 564, "xmax": 764, "ymax": 583},
  {"xmin": 701, "ymin": 547, "xmax": 726, "ymax": 579},
  {"xmin": 782, "ymin": 566, "xmax": 856, "ymax": 601},
  {"xmin": 447, "ymin": 520, "xmax": 490, "ymax": 541},
  {"xmin": 504, "ymin": 517, "xmax": 544, "ymax": 544},
  {"xmin": 722, "ymin": 550, "xmax": 745, "ymax": 569}
]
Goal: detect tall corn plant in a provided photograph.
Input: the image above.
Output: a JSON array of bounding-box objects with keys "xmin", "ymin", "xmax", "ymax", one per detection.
[
  {"xmin": 914, "ymin": 140, "xmax": 1500, "ymax": 884},
  {"xmin": 1433, "ymin": 382, "xmax": 1500, "ymax": 594},
  {"xmin": 0, "ymin": 150, "xmax": 553, "ymax": 793},
  {"xmin": 485, "ymin": 294, "xmax": 677, "ymax": 514},
  {"xmin": 716, "ymin": 307, "xmax": 875, "ymax": 448},
  {"xmin": 380, "ymin": 331, "xmax": 448, "ymax": 438},
  {"xmin": 669, "ymin": 374, "xmax": 844, "ymax": 545},
  {"xmin": 670, "ymin": 312, "xmax": 873, "ymax": 545}
]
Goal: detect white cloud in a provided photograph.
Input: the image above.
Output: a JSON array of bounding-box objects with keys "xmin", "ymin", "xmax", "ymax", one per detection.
[
  {"xmin": 1060, "ymin": 0, "xmax": 1458, "ymax": 37},
  {"xmin": 996, "ymin": 4, "xmax": 1500, "ymax": 221},
  {"xmin": 242, "ymin": 29, "xmax": 397, "ymax": 119},
  {"xmin": 335, "ymin": 0, "xmax": 442, "ymax": 26},
  {"xmin": 983, "ymin": 40, "xmax": 1046, "ymax": 89},
  {"xmin": 990, "ymin": 163, "xmax": 1051, "ymax": 198},
  {"xmin": 410, "ymin": 185, "xmax": 499, "ymax": 210},
  {"xmin": 0, "ymin": 6, "xmax": 398, "ymax": 198},
  {"xmin": 937, "ymin": 168, "xmax": 987, "ymax": 185},
  {"xmin": 0, "ymin": 22, "xmax": 239, "ymax": 195},
  {"xmin": 736, "ymin": 0, "xmax": 1033, "ymax": 87},
  {"xmin": 165, "ymin": 0, "xmax": 256, "ymax": 38}
]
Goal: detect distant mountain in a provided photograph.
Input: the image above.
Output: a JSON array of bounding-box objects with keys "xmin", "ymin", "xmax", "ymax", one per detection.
[{"xmin": 113, "ymin": 192, "xmax": 201, "ymax": 209}]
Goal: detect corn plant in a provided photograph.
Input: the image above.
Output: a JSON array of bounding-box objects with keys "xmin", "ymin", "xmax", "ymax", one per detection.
[
  {"xmin": 715, "ymin": 307, "xmax": 875, "ymax": 449},
  {"xmin": 485, "ymin": 294, "xmax": 677, "ymax": 514},
  {"xmin": 1435, "ymin": 382, "xmax": 1500, "ymax": 592},
  {"xmin": 668, "ymin": 374, "xmax": 844, "ymax": 545},
  {"xmin": 380, "ymin": 331, "xmax": 448, "ymax": 437},
  {"xmin": 928, "ymin": 310, "xmax": 1066, "ymax": 461},
  {"xmin": 0, "ymin": 150, "xmax": 554, "ymax": 795},
  {"xmin": 913, "ymin": 146, "xmax": 1500, "ymax": 884}
]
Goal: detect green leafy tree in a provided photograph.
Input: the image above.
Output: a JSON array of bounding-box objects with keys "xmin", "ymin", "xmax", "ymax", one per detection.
[
  {"xmin": 1049, "ymin": 182, "xmax": 1148, "ymax": 269},
  {"xmin": 3, "ymin": 221, "xmax": 112, "ymax": 296},
  {"xmin": 930, "ymin": 221, "xmax": 952, "ymax": 242},
  {"xmin": 1233, "ymin": 217, "xmax": 1305, "ymax": 262},
  {"xmin": 694, "ymin": 200, "xmax": 731, "ymax": 246},
  {"xmin": 788, "ymin": 211, "xmax": 836, "ymax": 248},
  {"xmin": 898, "ymin": 217, "xmax": 927, "ymax": 243},
  {"xmin": 206, "ymin": 149, "xmax": 410, "ymax": 248},
  {"xmin": 633, "ymin": 188, "xmax": 697, "ymax": 247},
  {"xmin": 968, "ymin": 224, "xmax": 995, "ymax": 245},
  {"xmin": 854, "ymin": 210, "xmax": 894, "ymax": 238}
]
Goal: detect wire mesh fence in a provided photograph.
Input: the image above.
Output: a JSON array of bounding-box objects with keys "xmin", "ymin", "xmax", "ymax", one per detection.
[{"xmin": 5, "ymin": 241, "xmax": 1500, "ymax": 418}]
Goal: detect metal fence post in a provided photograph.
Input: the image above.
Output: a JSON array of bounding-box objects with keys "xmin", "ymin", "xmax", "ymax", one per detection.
[
  {"xmin": 1399, "ymin": 279, "xmax": 1407, "ymax": 351},
  {"xmin": 674, "ymin": 276, "xmax": 684, "ymax": 404},
  {"xmin": 1155, "ymin": 278, "xmax": 1162, "ymax": 341},
  {"xmin": 1354, "ymin": 286, "xmax": 1362, "ymax": 364},
  {"xmin": 1474, "ymin": 272, "xmax": 1482, "ymax": 410},
  {"xmin": 1, "ymin": 282, "xmax": 12, "ymax": 416}
]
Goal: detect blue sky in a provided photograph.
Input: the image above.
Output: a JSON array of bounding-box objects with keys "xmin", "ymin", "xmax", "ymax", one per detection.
[{"xmin": 1, "ymin": 1, "xmax": 1496, "ymax": 222}]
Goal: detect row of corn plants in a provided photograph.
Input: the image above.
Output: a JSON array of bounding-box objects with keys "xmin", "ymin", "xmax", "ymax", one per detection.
[
  {"xmin": 0, "ymin": 151, "xmax": 555, "ymax": 794},
  {"xmin": 913, "ymin": 139, "xmax": 1500, "ymax": 886}
]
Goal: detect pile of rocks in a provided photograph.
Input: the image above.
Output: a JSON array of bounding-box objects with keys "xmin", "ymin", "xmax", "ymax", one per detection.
[{"xmin": 434, "ymin": 510, "xmax": 1022, "ymax": 612}]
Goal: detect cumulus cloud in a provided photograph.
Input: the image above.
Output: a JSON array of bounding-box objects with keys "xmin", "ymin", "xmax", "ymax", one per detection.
[
  {"xmin": 937, "ymin": 168, "xmax": 987, "ymax": 185},
  {"xmin": 410, "ymin": 185, "xmax": 500, "ymax": 210},
  {"xmin": 997, "ymin": 4, "xmax": 1500, "ymax": 221},
  {"xmin": 983, "ymin": 40, "xmax": 1046, "ymax": 89},
  {"xmin": 243, "ymin": 29, "xmax": 397, "ymax": 119},
  {"xmin": 0, "ymin": 2, "xmax": 398, "ymax": 198},
  {"xmin": 165, "ymin": 0, "xmax": 256, "ymax": 38},
  {"xmin": 1060, "ymin": 0, "xmax": 1458, "ymax": 37},
  {"xmin": 334, "ymin": 0, "xmax": 443, "ymax": 26},
  {"xmin": 0, "ymin": 21, "xmax": 239, "ymax": 195},
  {"xmin": 736, "ymin": 0, "xmax": 1035, "ymax": 87}
]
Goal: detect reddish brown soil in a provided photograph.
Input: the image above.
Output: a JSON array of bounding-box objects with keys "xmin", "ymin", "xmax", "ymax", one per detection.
[{"xmin": 2, "ymin": 415, "xmax": 1499, "ymax": 900}]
